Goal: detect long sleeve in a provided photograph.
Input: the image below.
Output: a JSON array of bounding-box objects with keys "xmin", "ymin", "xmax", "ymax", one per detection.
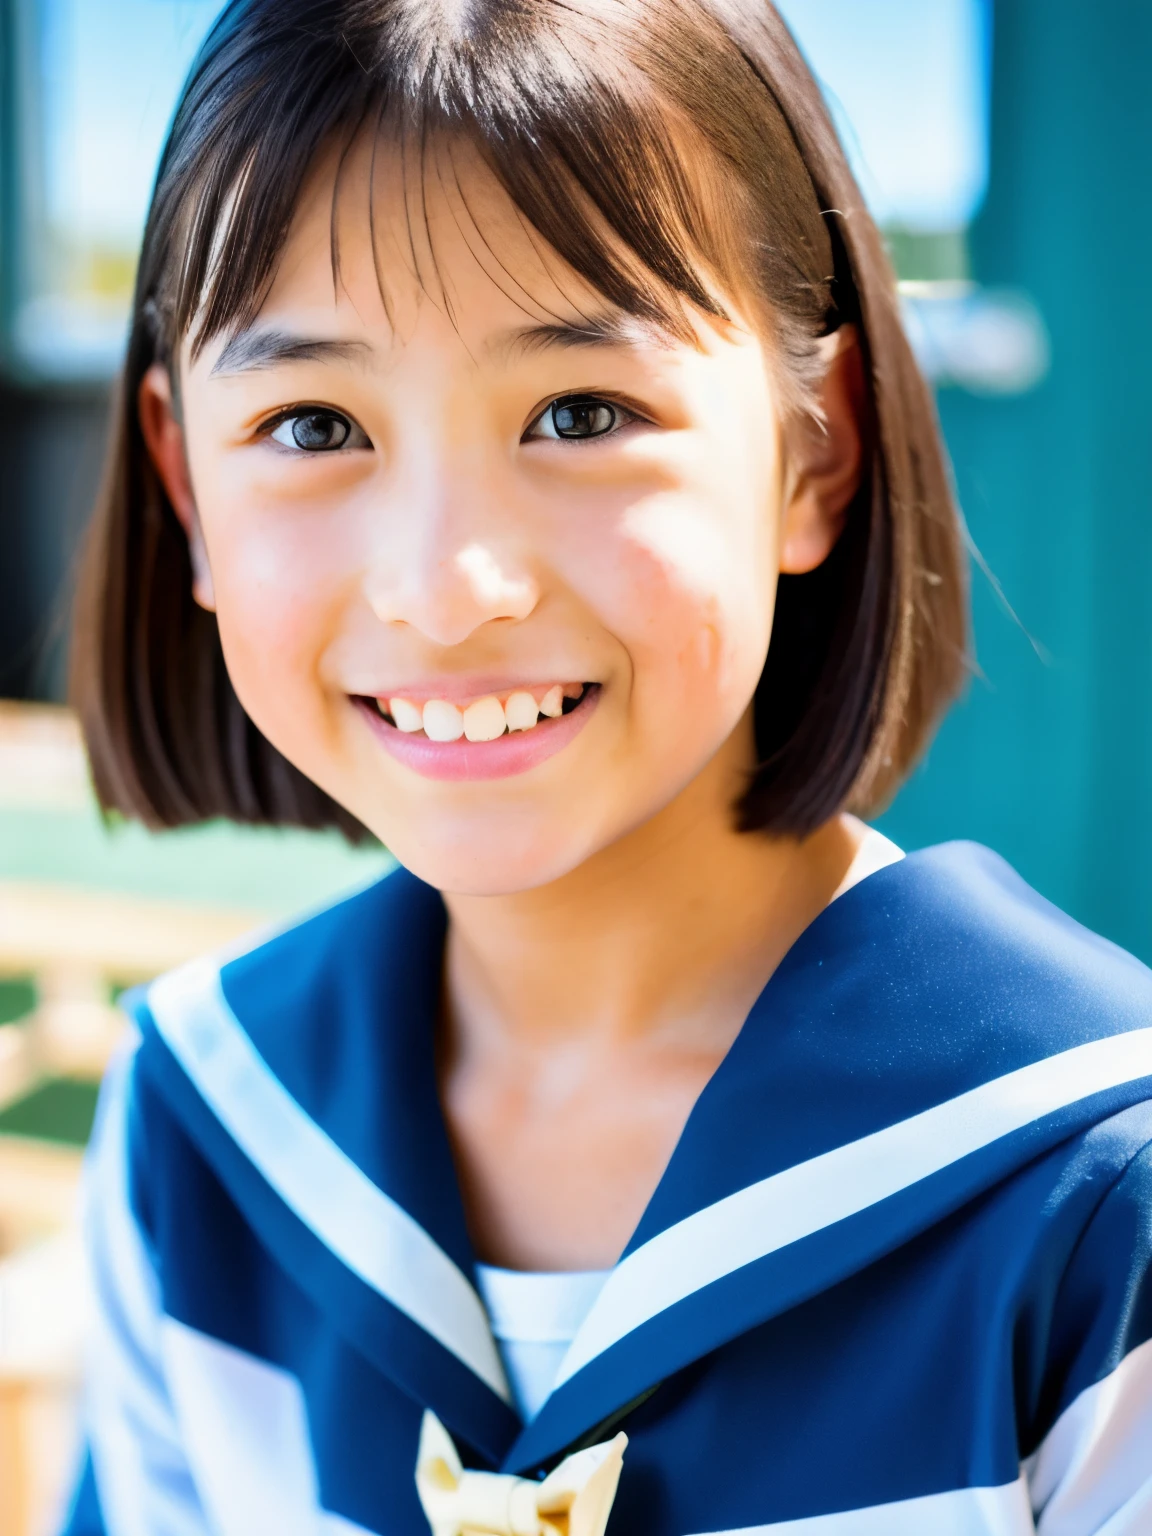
[
  {"xmin": 1025, "ymin": 1138, "xmax": 1152, "ymax": 1533},
  {"xmin": 60, "ymin": 1039, "xmax": 210, "ymax": 1536}
]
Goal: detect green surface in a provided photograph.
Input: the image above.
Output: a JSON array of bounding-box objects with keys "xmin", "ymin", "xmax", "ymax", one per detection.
[
  {"xmin": 0, "ymin": 976, "xmax": 36, "ymax": 1024},
  {"xmin": 0, "ymin": 803, "xmax": 391, "ymax": 1153},
  {"xmin": 0, "ymin": 1076, "xmax": 100, "ymax": 1145},
  {"xmin": 884, "ymin": 225, "xmax": 970, "ymax": 283},
  {"xmin": 0, "ymin": 803, "xmax": 391, "ymax": 913}
]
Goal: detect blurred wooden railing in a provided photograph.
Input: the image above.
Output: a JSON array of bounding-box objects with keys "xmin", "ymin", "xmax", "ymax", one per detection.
[
  {"xmin": 0, "ymin": 704, "xmax": 265, "ymax": 1536},
  {"xmin": 0, "ymin": 883, "xmax": 259, "ymax": 1536},
  {"xmin": 0, "ymin": 881, "xmax": 261, "ymax": 1100},
  {"xmin": 0, "ymin": 701, "xmax": 384, "ymax": 1534}
]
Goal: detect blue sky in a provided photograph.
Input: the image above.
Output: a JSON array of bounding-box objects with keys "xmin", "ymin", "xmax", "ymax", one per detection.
[
  {"xmin": 779, "ymin": 0, "xmax": 989, "ymax": 227},
  {"xmin": 40, "ymin": 0, "xmax": 989, "ymax": 246}
]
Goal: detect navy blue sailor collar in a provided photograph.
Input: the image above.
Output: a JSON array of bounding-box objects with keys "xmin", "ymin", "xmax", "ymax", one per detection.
[
  {"xmin": 131, "ymin": 868, "xmax": 523, "ymax": 1464},
  {"xmin": 129, "ymin": 842, "xmax": 1152, "ymax": 1475}
]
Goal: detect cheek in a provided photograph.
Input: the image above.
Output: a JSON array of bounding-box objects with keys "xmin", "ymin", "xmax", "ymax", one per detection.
[
  {"xmin": 577, "ymin": 484, "xmax": 778, "ymax": 734},
  {"xmin": 193, "ymin": 466, "xmax": 354, "ymax": 735},
  {"xmin": 582, "ymin": 360, "xmax": 785, "ymax": 740}
]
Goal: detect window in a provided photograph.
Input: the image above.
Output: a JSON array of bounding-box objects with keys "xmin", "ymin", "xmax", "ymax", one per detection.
[
  {"xmin": 781, "ymin": 0, "xmax": 990, "ymax": 277},
  {"xmin": 2, "ymin": 0, "xmax": 995, "ymax": 382},
  {"xmin": 5, "ymin": 0, "xmax": 225, "ymax": 380}
]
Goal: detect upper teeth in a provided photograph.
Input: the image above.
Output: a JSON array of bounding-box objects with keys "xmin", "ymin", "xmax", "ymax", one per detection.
[
  {"xmin": 504, "ymin": 691, "xmax": 539, "ymax": 731},
  {"xmin": 389, "ymin": 698, "xmax": 425, "ymax": 733},
  {"xmin": 382, "ymin": 685, "xmax": 582, "ymax": 740}
]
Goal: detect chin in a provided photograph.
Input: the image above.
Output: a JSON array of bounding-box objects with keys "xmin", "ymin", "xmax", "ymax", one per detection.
[{"xmin": 362, "ymin": 808, "xmax": 608, "ymax": 898}]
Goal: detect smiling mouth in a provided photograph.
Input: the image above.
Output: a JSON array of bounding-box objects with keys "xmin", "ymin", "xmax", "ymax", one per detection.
[{"xmin": 356, "ymin": 682, "xmax": 598, "ymax": 742}]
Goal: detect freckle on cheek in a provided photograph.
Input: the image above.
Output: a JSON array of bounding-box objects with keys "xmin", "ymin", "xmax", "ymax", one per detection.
[{"xmin": 695, "ymin": 625, "xmax": 720, "ymax": 674}]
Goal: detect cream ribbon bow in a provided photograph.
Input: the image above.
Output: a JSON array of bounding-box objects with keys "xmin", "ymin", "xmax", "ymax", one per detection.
[{"xmin": 415, "ymin": 1410, "xmax": 627, "ymax": 1536}]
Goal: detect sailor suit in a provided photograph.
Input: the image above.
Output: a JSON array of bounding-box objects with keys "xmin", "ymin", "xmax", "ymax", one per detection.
[{"xmin": 62, "ymin": 843, "xmax": 1152, "ymax": 1534}]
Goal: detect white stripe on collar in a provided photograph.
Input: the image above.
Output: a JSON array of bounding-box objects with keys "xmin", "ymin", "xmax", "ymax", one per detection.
[
  {"xmin": 147, "ymin": 959, "xmax": 510, "ymax": 1403},
  {"xmin": 554, "ymin": 1024, "xmax": 1152, "ymax": 1388},
  {"xmin": 686, "ymin": 1476, "xmax": 1034, "ymax": 1534}
]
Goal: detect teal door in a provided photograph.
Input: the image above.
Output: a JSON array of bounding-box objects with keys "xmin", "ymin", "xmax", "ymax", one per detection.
[{"xmin": 882, "ymin": 0, "xmax": 1152, "ymax": 963}]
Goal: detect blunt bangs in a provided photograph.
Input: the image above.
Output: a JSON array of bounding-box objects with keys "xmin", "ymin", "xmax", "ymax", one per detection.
[{"xmin": 72, "ymin": 0, "xmax": 968, "ymax": 839}]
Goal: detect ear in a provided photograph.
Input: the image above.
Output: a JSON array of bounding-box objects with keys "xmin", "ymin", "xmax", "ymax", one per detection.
[
  {"xmin": 779, "ymin": 326, "xmax": 866, "ymax": 575},
  {"xmin": 138, "ymin": 363, "xmax": 216, "ymax": 610}
]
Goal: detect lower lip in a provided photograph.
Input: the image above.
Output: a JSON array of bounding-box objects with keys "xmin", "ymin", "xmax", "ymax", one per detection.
[{"xmin": 355, "ymin": 687, "xmax": 601, "ymax": 781}]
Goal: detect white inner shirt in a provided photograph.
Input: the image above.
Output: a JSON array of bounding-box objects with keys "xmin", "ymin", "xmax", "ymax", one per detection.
[
  {"xmin": 475, "ymin": 1264, "xmax": 609, "ymax": 1420},
  {"xmin": 476, "ymin": 827, "xmax": 904, "ymax": 1421}
]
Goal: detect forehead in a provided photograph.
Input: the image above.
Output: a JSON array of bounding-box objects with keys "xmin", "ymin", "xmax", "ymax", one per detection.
[{"xmin": 247, "ymin": 131, "xmax": 646, "ymax": 352}]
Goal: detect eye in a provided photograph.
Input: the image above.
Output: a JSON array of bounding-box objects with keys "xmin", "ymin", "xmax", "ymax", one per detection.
[
  {"xmin": 269, "ymin": 408, "xmax": 369, "ymax": 452},
  {"xmin": 527, "ymin": 395, "xmax": 631, "ymax": 442}
]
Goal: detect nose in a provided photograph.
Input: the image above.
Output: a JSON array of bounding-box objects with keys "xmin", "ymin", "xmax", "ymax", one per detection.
[{"xmin": 364, "ymin": 498, "xmax": 540, "ymax": 648}]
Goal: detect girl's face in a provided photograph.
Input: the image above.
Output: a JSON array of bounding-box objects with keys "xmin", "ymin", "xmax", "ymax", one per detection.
[{"xmin": 146, "ymin": 139, "xmax": 859, "ymax": 894}]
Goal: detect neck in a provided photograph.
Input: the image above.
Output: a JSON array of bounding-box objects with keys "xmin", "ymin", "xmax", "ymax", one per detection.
[{"xmin": 442, "ymin": 734, "xmax": 862, "ymax": 1062}]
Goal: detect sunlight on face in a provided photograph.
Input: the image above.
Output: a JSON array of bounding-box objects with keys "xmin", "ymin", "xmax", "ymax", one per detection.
[{"xmin": 176, "ymin": 136, "xmax": 789, "ymax": 893}]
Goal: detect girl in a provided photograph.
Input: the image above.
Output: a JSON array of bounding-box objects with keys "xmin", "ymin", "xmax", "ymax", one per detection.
[{"xmin": 65, "ymin": 1, "xmax": 1152, "ymax": 1532}]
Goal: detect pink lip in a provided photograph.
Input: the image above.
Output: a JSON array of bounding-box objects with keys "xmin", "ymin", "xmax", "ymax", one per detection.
[{"xmin": 355, "ymin": 686, "xmax": 600, "ymax": 781}]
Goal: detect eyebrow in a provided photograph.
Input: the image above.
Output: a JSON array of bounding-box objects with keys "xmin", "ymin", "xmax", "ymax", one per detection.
[
  {"xmin": 210, "ymin": 328, "xmax": 373, "ymax": 376},
  {"xmin": 487, "ymin": 315, "xmax": 672, "ymax": 363},
  {"xmin": 210, "ymin": 314, "xmax": 669, "ymax": 377}
]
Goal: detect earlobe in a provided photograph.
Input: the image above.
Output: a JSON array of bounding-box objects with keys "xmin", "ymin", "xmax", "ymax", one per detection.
[
  {"xmin": 137, "ymin": 363, "xmax": 216, "ymax": 610},
  {"xmin": 779, "ymin": 326, "xmax": 867, "ymax": 576}
]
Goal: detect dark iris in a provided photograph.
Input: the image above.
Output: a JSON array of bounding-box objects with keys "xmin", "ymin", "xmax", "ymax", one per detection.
[
  {"xmin": 290, "ymin": 411, "xmax": 350, "ymax": 450},
  {"xmin": 551, "ymin": 399, "xmax": 617, "ymax": 438}
]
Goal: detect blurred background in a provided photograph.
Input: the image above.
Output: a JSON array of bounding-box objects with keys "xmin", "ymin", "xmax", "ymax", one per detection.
[{"xmin": 0, "ymin": 0, "xmax": 1149, "ymax": 1531}]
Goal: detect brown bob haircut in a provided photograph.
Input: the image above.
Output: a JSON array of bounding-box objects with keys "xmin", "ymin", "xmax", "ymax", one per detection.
[{"xmin": 72, "ymin": 0, "xmax": 967, "ymax": 842}]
